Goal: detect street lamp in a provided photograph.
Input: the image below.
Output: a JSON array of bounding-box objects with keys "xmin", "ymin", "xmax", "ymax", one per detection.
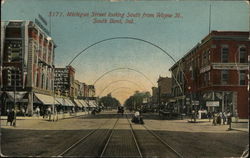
[{"xmin": 52, "ymin": 77, "xmax": 56, "ymax": 122}]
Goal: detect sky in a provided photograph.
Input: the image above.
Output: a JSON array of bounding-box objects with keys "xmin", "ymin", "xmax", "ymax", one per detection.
[{"xmin": 2, "ymin": 0, "xmax": 249, "ymax": 104}]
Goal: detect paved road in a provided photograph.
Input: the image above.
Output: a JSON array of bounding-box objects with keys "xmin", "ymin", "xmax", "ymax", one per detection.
[{"xmin": 1, "ymin": 111, "xmax": 248, "ymax": 157}]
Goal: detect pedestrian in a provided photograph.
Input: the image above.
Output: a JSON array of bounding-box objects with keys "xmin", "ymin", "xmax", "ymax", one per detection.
[
  {"xmin": 91, "ymin": 108, "xmax": 96, "ymax": 115},
  {"xmin": 227, "ymin": 111, "xmax": 232, "ymax": 130},
  {"xmin": 222, "ymin": 111, "xmax": 226, "ymax": 125},
  {"xmin": 212, "ymin": 112, "xmax": 217, "ymax": 126},
  {"xmin": 35, "ymin": 106, "xmax": 40, "ymax": 117},
  {"xmin": 207, "ymin": 111, "xmax": 212, "ymax": 122},
  {"xmin": 47, "ymin": 107, "xmax": 52, "ymax": 120},
  {"xmin": 6, "ymin": 109, "xmax": 10, "ymax": 126},
  {"xmin": 8, "ymin": 109, "xmax": 15, "ymax": 126},
  {"xmin": 217, "ymin": 112, "xmax": 222, "ymax": 125},
  {"xmin": 21, "ymin": 107, "xmax": 26, "ymax": 117}
]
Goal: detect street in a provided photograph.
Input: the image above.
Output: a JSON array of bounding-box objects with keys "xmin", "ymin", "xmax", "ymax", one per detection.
[{"xmin": 1, "ymin": 111, "xmax": 248, "ymax": 158}]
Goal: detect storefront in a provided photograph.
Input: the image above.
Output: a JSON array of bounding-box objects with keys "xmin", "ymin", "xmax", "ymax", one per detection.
[
  {"xmin": 1, "ymin": 91, "xmax": 27, "ymax": 116},
  {"xmin": 201, "ymin": 91, "xmax": 236, "ymax": 115}
]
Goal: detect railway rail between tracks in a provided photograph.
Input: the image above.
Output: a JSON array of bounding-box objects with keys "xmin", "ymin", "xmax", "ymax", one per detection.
[
  {"xmin": 142, "ymin": 124, "xmax": 184, "ymax": 158},
  {"xmin": 58, "ymin": 115, "xmax": 119, "ymax": 157},
  {"xmin": 100, "ymin": 113, "xmax": 142, "ymax": 157},
  {"xmin": 127, "ymin": 112, "xmax": 184, "ymax": 158}
]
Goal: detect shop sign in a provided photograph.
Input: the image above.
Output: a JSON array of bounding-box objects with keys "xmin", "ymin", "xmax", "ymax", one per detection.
[
  {"xmin": 213, "ymin": 64, "xmax": 248, "ymax": 70},
  {"xmin": 200, "ymin": 65, "xmax": 211, "ymax": 73},
  {"xmin": 206, "ymin": 101, "xmax": 219, "ymax": 107}
]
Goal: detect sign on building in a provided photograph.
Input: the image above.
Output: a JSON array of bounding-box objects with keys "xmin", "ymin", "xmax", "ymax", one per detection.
[{"xmin": 206, "ymin": 101, "xmax": 220, "ymax": 107}]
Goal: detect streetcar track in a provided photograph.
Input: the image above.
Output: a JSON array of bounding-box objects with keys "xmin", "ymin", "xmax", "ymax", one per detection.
[
  {"xmin": 58, "ymin": 115, "xmax": 119, "ymax": 157},
  {"xmin": 58, "ymin": 112, "xmax": 184, "ymax": 158},
  {"xmin": 99, "ymin": 117, "xmax": 120, "ymax": 157},
  {"xmin": 127, "ymin": 112, "xmax": 183, "ymax": 158},
  {"xmin": 100, "ymin": 113, "xmax": 142, "ymax": 158},
  {"xmin": 125, "ymin": 113, "xmax": 143, "ymax": 158},
  {"xmin": 142, "ymin": 124, "xmax": 184, "ymax": 158}
]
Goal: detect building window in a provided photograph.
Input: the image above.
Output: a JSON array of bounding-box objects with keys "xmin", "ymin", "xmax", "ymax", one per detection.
[
  {"xmin": 6, "ymin": 28, "xmax": 22, "ymax": 38},
  {"xmin": 239, "ymin": 70, "xmax": 246, "ymax": 85},
  {"xmin": 36, "ymin": 73, "xmax": 39, "ymax": 87},
  {"xmin": 221, "ymin": 46, "xmax": 229, "ymax": 63},
  {"xmin": 41, "ymin": 74, "xmax": 44, "ymax": 89},
  {"xmin": 202, "ymin": 49, "xmax": 211, "ymax": 66},
  {"xmin": 239, "ymin": 46, "xmax": 247, "ymax": 63},
  {"xmin": 221, "ymin": 70, "xmax": 229, "ymax": 85}
]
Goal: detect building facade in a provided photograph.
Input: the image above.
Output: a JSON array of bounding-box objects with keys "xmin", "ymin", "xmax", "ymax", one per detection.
[
  {"xmin": 73, "ymin": 80, "xmax": 80, "ymax": 98},
  {"xmin": 157, "ymin": 76, "xmax": 172, "ymax": 104},
  {"xmin": 169, "ymin": 58, "xmax": 186, "ymax": 113},
  {"xmin": 170, "ymin": 31, "xmax": 249, "ymax": 118},
  {"xmin": 1, "ymin": 20, "xmax": 56, "ymax": 115},
  {"xmin": 151, "ymin": 87, "xmax": 159, "ymax": 104},
  {"xmin": 87, "ymin": 85, "xmax": 95, "ymax": 98},
  {"xmin": 54, "ymin": 65, "xmax": 75, "ymax": 98}
]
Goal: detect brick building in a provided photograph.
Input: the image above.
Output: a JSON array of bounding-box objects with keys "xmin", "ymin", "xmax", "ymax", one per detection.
[
  {"xmin": 54, "ymin": 65, "xmax": 75, "ymax": 98},
  {"xmin": 1, "ymin": 20, "xmax": 56, "ymax": 115},
  {"xmin": 157, "ymin": 76, "xmax": 172, "ymax": 104},
  {"xmin": 170, "ymin": 31, "xmax": 249, "ymax": 118},
  {"xmin": 151, "ymin": 87, "xmax": 159, "ymax": 104}
]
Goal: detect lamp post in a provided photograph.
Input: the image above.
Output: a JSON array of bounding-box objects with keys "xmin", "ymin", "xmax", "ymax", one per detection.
[{"xmin": 52, "ymin": 77, "xmax": 55, "ymax": 122}]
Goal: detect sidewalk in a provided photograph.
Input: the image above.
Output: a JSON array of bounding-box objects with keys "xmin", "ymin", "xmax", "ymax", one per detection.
[
  {"xmin": 185, "ymin": 118, "xmax": 249, "ymax": 133},
  {"xmin": 0, "ymin": 111, "xmax": 89, "ymax": 121}
]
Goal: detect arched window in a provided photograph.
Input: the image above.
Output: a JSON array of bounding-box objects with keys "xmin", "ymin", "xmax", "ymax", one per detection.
[{"xmin": 239, "ymin": 46, "xmax": 247, "ymax": 63}]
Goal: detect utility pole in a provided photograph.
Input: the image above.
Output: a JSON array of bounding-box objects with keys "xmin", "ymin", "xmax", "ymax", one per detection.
[{"xmin": 13, "ymin": 68, "xmax": 17, "ymax": 126}]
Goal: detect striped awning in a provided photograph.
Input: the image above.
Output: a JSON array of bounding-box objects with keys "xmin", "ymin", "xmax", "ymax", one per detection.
[
  {"xmin": 64, "ymin": 99, "xmax": 74, "ymax": 107},
  {"xmin": 88, "ymin": 100, "xmax": 97, "ymax": 108},
  {"xmin": 35, "ymin": 93, "xmax": 58, "ymax": 105},
  {"xmin": 74, "ymin": 99, "xmax": 83, "ymax": 108},
  {"xmin": 78, "ymin": 100, "xmax": 88, "ymax": 107}
]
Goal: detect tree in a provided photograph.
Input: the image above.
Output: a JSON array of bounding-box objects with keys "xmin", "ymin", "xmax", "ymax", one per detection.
[
  {"xmin": 124, "ymin": 91, "xmax": 151, "ymax": 111},
  {"xmin": 99, "ymin": 94, "xmax": 121, "ymax": 109}
]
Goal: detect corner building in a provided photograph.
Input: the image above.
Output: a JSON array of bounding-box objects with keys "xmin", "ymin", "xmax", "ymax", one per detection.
[
  {"xmin": 170, "ymin": 31, "xmax": 249, "ymax": 119},
  {"xmin": 1, "ymin": 20, "xmax": 56, "ymax": 116}
]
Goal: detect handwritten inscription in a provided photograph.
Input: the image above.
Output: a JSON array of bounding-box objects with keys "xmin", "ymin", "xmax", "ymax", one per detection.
[{"xmin": 48, "ymin": 11, "xmax": 183, "ymax": 24}]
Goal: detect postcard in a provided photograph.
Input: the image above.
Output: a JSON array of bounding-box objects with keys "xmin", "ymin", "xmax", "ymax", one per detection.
[{"xmin": 1, "ymin": 0, "xmax": 249, "ymax": 157}]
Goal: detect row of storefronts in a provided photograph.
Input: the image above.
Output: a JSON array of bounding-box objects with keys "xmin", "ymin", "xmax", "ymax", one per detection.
[{"xmin": 1, "ymin": 91, "xmax": 97, "ymax": 116}]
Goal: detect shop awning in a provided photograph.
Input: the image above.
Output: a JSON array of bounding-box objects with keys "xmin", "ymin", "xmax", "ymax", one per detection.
[
  {"xmin": 55, "ymin": 97, "xmax": 67, "ymax": 106},
  {"xmin": 35, "ymin": 93, "xmax": 58, "ymax": 105},
  {"xmin": 88, "ymin": 100, "xmax": 97, "ymax": 108},
  {"xmin": 78, "ymin": 100, "xmax": 88, "ymax": 107},
  {"xmin": 64, "ymin": 99, "xmax": 74, "ymax": 107},
  {"xmin": 6, "ymin": 91, "xmax": 26, "ymax": 102},
  {"xmin": 73, "ymin": 99, "xmax": 83, "ymax": 108}
]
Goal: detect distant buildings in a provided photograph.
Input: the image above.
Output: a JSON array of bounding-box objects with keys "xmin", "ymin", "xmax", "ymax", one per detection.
[
  {"xmin": 169, "ymin": 31, "xmax": 249, "ymax": 118},
  {"xmin": 54, "ymin": 66, "xmax": 75, "ymax": 97},
  {"xmin": 54, "ymin": 66, "xmax": 95, "ymax": 99},
  {"xmin": 151, "ymin": 87, "xmax": 158, "ymax": 104},
  {"xmin": 157, "ymin": 76, "xmax": 172, "ymax": 104}
]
